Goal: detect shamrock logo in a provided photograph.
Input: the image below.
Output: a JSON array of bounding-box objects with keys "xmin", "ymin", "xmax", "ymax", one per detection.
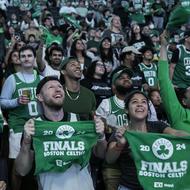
[
  {"xmin": 152, "ymin": 138, "xmax": 173, "ymax": 160},
  {"xmin": 56, "ymin": 125, "xmax": 75, "ymax": 139},
  {"xmin": 157, "ymin": 145, "xmax": 170, "ymax": 158}
]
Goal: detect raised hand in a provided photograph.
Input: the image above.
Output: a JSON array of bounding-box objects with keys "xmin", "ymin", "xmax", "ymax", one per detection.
[
  {"xmin": 115, "ymin": 126, "xmax": 127, "ymax": 146},
  {"xmin": 94, "ymin": 115, "xmax": 105, "ymax": 136},
  {"xmin": 24, "ymin": 119, "xmax": 35, "ymax": 140}
]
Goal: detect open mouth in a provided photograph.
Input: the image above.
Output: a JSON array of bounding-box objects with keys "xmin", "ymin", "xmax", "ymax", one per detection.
[
  {"xmin": 75, "ymin": 70, "xmax": 81, "ymax": 74},
  {"xmin": 135, "ymin": 108, "xmax": 145, "ymax": 113},
  {"xmin": 54, "ymin": 94, "xmax": 62, "ymax": 98}
]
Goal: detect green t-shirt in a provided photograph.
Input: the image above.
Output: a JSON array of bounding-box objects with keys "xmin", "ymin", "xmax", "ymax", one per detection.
[{"xmin": 63, "ymin": 86, "xmax": 96, "ymax": 121}]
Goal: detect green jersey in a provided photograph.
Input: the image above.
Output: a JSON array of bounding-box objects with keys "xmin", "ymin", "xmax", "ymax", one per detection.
[
  {"xmin": 108, "ymin": 96, "xmax": 128, "ymax": 127},
  {"xmin": 172, "ymin": 45, "xmax": 190, "ymax": 88},
  {"xmin": 96, "ymin": 95, "xmax": 127, "ymax": 171},
  {"xmin": 8, "ymin": 71, "xmax": 41, "ymax": 133},
  {"xmin": 96, "ymin": 95, "xmax": 128, "ymax": 134},
  {"xmin": 139, "ymin": 62, "xmax": 158, "ymax": 87}
]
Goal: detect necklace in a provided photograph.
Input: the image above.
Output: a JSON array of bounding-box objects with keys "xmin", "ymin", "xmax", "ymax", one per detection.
[{"xmin": 65, "ymin": 87, "xmax": 80, "ymax": 101}]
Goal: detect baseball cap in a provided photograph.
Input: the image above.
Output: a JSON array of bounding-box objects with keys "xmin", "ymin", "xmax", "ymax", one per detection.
[
  {"xmin": 36, "ymin": 76, "xmax": 60, "ymax": 95},
  {"xmin": 124, "ymin": 90, "xmax": 148, "ymax": 109},
  {"xmin": 59, "ymin": 56, "xmax": 78, "ymax": 70},
  {"xmin": 112, "ymin": 68, "xmax": 133, "ymax": 84},
  {"xmin": 121, "ymin": 46, "xmax": 141, "ymax": 55},
  {"xmin": 101, "ymin": 36, "xmax": 111, "ymax": 43}
]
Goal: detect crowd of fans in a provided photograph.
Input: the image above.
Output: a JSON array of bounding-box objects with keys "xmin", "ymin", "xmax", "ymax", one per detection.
[{"xmin": 0, "ymin": 0, "xmax": 190, "ymax": 189}]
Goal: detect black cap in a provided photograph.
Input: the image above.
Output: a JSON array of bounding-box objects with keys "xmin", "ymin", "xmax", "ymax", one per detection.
[
  {"xmin": 112, "ymin": 68, "xmax": 133, "ymax": 84},
  {"xmin": 36, "ymin": 76, "xmax": 60, "ymax": 95},
  {"xmin": 124, "ymin": 90, "xmax": 148, "ymax": 109},
  {"xmin": 101, "ymin": 36, "xmax": 111, "ymax": 43}
]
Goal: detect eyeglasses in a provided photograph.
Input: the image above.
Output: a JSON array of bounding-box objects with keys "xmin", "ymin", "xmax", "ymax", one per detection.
[{"xmin": 96, "ymin": 63, "xmax": 105, "ymax": 67}]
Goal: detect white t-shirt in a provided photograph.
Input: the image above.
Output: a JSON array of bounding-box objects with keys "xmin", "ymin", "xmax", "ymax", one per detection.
[
  {"xmin": 41, "ymin": 65, "xmax": 61, "ymax": 79},
  {"xmin": 38, "ymin": 164, "xmax": 94, "ymax": 190}
]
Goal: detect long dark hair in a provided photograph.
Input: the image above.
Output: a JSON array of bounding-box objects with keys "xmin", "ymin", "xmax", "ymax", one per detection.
[
  {"xmin": 124, "ymin": 90, "xmax": 151, "ymax": 120},
  {"xmin": 129, "ymin": 24, "xmax": 153, "ymax": 48},
  {"xmin": 99, "ymin": 38, "xmax": 114, "ymax": 65},
  {"xmin": 5, "ymin": 50, "xmax": 19, "ymax": 78},
  {"xmin": 70, "ymin": 38, "xmax": 86, "ymax": 58},
  {"xmin": 85, "ymin": 59, "xmax": 108, "ymax": 81}
]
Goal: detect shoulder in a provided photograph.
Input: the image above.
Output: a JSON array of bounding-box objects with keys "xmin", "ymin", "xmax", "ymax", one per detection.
[
  {"xmin": 97, "ymin": 98, "xmax": 110, "ymax": 107},
  {"xmin": 148, "ymin": 120, "xmax": 168, "ymax": 126},
  {"xmin": 96, "ymin": 98, "xmax": 110, "ymax": 116},
  {"xmin": 3, "ymin": 74, "xmax": 16, "ymax": 85},
  {"xmin": 80, "ymin": 86, "xmax": 94, "ymax": 95},
  {"xmin": 147, "ymin": 121, "xmax": 169, "ymax": 132}
]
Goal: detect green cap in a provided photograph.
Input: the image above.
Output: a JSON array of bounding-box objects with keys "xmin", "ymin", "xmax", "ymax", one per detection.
[
  {"xmin": 59, "ymin": 56, "xmax": 78, "ymax": 70},
  {"xmin": 112, "ymin": 68, "xmax": 133, "ymax": 84}
]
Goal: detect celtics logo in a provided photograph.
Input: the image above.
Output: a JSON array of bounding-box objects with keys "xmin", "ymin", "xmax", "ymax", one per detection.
[
  {"xmin": 56, "ymin": 125, "xmax": 75, "ymax": 139},
  {"xmin": 152, "ymin": 138, "xmax": 173, "ymax": 160}
]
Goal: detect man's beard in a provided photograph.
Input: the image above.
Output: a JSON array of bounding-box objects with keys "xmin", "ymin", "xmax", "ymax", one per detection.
[
  {"xmin": 116, "ymin": 85, "xmax": 133, "ymax": 95},
  {"xmin": 45, "ymin": 99, "xmax": 64, "ymax": 110}
]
